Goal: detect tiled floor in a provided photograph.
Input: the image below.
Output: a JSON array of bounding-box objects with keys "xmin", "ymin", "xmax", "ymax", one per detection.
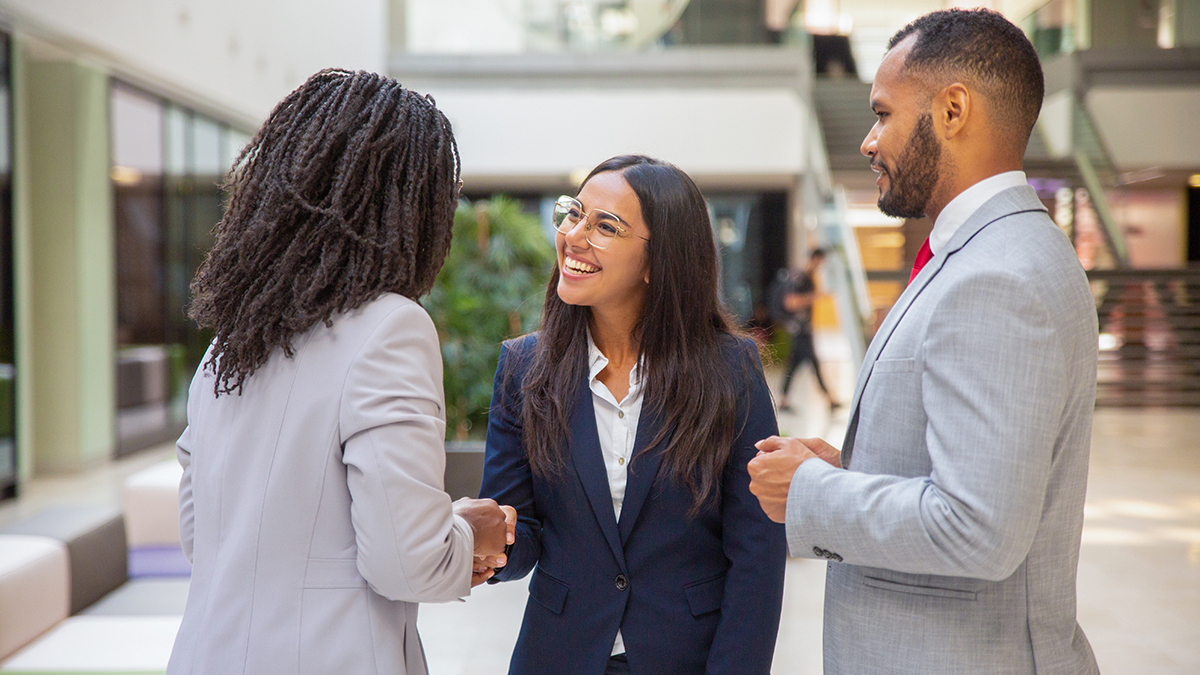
[{"xmin": 2, "ymin": 331, "xmax": 1198, "ymax": 673}]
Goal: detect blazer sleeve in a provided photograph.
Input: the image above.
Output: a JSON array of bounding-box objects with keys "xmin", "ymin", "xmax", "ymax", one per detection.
[
  {"xmin": 479, "ymin": 339, "xmax": 542, "ymax": 582},
  {"xmin": 786, "ymin": 269, "xmax": 1071, "ymax": 580},
  {"xmin": 177, "ymin": 428, "xmax": 195, "ymax": 564},
  {"xmin": 339, "ymin": 301, "xmax": 473, "ymax": 603},
  {"xmin": 176, "ymin": 360, "xmax": 205, "ymax": 565},
  {"xmin": 706, "ymin": 342, "xmax": 787, "ymax": 675}
]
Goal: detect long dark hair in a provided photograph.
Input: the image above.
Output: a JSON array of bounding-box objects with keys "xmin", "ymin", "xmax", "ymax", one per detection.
[
  {"xmin": 188, "ymin": 69, "xmax": 460, "ymax": 395},
  {"xmin": 519, "ymin": 155, "xmax": 750, "ymax": 514}
]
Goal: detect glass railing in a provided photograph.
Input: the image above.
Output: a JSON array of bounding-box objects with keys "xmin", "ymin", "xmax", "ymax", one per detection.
[
  {"xmin": 523, "ymin": 0, "xmax": 692, "ymax": 51},
  {"xmin": 1071, "ymin": 97, "xmax": 1129, "ymax": 267},
  {"xmin": 825, "ymin": 187, "xmax": 872, "ymax": 365},
  {"xmin": 398, "ymin": 0, "xmax": 814, "ymax": 53},
  {"xmin": 1022, "ymin": 0, "xmax": 1079, "ymax": 59},
  {"xmin": 800, "ymin": 75, "xmax": 871, "ymax": 367},
  {"xmin": 1021, "ymin": 0, "xmax": 1195, "ymax": 54}
]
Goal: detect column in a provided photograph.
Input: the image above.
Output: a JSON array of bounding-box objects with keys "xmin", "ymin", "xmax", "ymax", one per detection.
[{"xmin": 22, "ymin": 55, "xmax": 115, "ymax": 474}]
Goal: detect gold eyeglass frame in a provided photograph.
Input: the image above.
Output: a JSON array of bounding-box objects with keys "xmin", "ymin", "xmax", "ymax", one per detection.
[{"xmin": 552, "ymin": 195, "xmax": 649, "ymax": 250}]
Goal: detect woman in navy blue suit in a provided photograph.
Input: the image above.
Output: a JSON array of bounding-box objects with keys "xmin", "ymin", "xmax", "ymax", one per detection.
[{"xmin": 479, "ymin": 155, "xmax": 786, "ymax": 675}]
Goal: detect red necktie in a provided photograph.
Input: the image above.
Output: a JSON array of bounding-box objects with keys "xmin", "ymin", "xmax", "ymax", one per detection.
[{"xmin": 909, "ymin": 238, "xmax": 933, "ymax": 283}]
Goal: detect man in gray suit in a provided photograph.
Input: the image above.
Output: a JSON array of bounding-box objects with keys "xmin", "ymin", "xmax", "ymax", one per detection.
[{"xmin": 749, "ymin": 9, "xmax": 1100, "ymax": 674}]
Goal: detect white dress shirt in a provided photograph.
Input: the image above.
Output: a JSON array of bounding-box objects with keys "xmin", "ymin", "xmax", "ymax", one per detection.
[
  {"xmin": 928, "ymin": 171, "xmax": 1029, "ymax": 255},
  {"xmin": 586, "ymin": 332, "xmax": 644, "ymax": 656}
]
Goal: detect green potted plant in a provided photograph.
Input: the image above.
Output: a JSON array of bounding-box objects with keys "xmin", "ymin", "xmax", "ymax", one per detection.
[{"xmin": 425, "ymin": 196, "xmax": 556, "ymax": 442}]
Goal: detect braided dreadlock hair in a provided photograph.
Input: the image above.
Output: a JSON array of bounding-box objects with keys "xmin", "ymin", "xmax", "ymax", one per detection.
[{"xmin": 188, "ymin": 68, "xmax": 461, "ymax": 395}]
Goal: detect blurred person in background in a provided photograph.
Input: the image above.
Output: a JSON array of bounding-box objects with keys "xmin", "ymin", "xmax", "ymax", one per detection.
[
  {"xmin": 768, "ymin": 247, "xmax": 840, "ymax": 412},
  {"xmin": 749, "ymin": 9, "xmax": 1099, "ymax": 674},
  {"xmin": 169, "ymin": 69, "xmax": 513, "ymax": 675},
  {"xmin": 479, "ymin": 155, "xmax": 786, "ymax": 675}
]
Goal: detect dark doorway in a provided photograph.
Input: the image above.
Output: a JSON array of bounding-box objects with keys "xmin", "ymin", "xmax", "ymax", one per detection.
[{"xmin": 1188, "ymin": 186, "xmax": 1200, "ymax": 263}]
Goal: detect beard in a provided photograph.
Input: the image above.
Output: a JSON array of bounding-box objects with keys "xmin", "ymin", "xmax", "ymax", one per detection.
[{"xmin": 876, "ymin": 114, "xmax": 941, "ymax": 219}]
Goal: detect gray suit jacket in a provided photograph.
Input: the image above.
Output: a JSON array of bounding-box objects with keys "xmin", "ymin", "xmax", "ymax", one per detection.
[
  {"xmin": 168, "ymin": 293, "xmax": 474, "ymax": 675},
  {"xmin": 786, "ymin": 185, "xmax": 1100, "ymax": 674}
]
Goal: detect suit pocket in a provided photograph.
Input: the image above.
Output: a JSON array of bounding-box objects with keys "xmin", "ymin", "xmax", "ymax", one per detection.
[
  {"xmin": 683, "ymin": 573, "xmax": 727, "ymax": 617},
  {"xmin": 872, "ymin": 357, "xmax": 915, "ymax": 373},
  {"xmin": 862, "ymin": 575, "xmax": 977, "ymax": 601},
  {"xmin": 529, "ymin": 568, "xmax": 570, "ymax": 615}
]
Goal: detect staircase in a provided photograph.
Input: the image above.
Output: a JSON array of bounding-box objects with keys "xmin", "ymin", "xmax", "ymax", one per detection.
[
  {"xmin": 1089, "ymin": 267, "xmax": 1200, "ymax": 406},
  {"xmin": 811, "ymin": 78, "xmax": 875, "ymax": 171}
]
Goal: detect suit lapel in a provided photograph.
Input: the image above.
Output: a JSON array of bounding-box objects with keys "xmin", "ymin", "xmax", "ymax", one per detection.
[
  {"xmin": 617, "ymin": 402, "xmax": 667, "ymax": 544},
  {"xmin": 842, "ymin": 185, "xmax": 1048, "ymax": 467},
  {"xmin": 568, "ymin": 377, "xmax": 627, "ymax": 569}
]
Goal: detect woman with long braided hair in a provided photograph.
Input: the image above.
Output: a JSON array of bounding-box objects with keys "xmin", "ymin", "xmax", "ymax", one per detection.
[{"xmin": 168, "ymin": 69, "xmax": 513, "ymax": 675}]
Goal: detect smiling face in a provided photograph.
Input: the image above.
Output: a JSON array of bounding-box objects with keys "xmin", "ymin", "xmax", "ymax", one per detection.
[
  {"xmin": 861, "ymin": 36, "xmax": 945, "ymax": 219},
  {"xmin": 555, "ymin": 170, "xmax": 651, "ymax": 319}
]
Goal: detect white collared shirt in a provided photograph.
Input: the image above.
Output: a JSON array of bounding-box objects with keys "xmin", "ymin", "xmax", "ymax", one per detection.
[
  {"xmin": 586, "ymin": 332, "xmax": 644, "ymax": 656},
  {"xmin": 928, "ymin": 171, "xmax": 1029, "ymax": 255}
]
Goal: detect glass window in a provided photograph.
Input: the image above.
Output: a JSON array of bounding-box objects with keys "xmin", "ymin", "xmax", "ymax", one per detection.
[
  {"xmin": 112, "ymin": 87, "xmax": 248, "ymax": 454},
  {"xmin": 0, "ymin": 32, "xmax": 14, "ymax": 500},
  {"xmin": 112, "ymin": 84, "xmax": 171, "ymax": 454}
]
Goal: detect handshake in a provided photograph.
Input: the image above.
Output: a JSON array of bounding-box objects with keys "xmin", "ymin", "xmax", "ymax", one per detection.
[{"xmin": 452, "ymin": 498, "xmax": 517, "ymax": 587}]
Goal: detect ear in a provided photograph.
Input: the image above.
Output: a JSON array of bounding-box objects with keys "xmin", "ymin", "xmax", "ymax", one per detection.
[{"xmin": 937, "ymin": 83, "xmax": 971, "ymax": 140}]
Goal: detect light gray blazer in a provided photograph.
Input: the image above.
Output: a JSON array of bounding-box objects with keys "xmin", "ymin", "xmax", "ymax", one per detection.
[
  {"xmin": 786, "ymin": 185, "xmax": 1100, "ymax": 674},
  {"xmin": 168, "ymin": 293, "xmax": 474, "ymax": 675}
]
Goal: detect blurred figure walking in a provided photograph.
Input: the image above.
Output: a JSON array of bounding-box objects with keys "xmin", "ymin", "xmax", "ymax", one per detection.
[{"xmin": 769, "ymin": 248, "xmax": 838, "ymax": 411}]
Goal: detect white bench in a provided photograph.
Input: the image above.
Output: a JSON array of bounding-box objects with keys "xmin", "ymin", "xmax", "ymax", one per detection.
[
  {"xmin": 122, "ymin": 461, "xmax": 183, "ymax": 548},
  {"xmin": 0, "ymin": 506, "xmax": 127, "ymax": 614},
  {"xmin": 0, "ymin": 535, "xmax": 70, "ymax": 660}
]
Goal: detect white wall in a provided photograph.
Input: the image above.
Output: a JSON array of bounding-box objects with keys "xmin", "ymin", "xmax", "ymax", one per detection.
[
  {"xmin": 426, "ymin": 87, "xmax": 808, "ymax": 183},
  {"xmin": 1087, "ymin": 86, "xmax": 1200, "ymax": 169},
  {"xmin": 0, "ymin": 0, "xmax": 387, "ymax": 124}
]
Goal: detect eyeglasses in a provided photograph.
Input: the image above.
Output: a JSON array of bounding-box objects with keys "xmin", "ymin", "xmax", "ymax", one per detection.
[{"xmin": 552, "ymin": 195, "xmax": 649, "ymax": 250}]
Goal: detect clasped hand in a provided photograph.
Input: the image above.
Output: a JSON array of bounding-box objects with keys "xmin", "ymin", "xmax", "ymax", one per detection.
[
  {"xmin": 747, "ymin": 436, "xmax": 841, "ymax": 523},
  {"xmin": 452, "ymin": 498, "xmax": 517, "ymax": 586}
]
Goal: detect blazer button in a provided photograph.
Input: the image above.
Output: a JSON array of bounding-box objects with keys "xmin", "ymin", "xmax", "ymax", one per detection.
[
  {"xmin": 829, "ymin": 552, "xmax": 843, "ymax": 562},
  {"xmin": 615, "ymin": 573, "xmax": 628, "ymax": 591},
  {"xmin": 812, "ymin": 546, "xmax": 826, "ymax": 558}
]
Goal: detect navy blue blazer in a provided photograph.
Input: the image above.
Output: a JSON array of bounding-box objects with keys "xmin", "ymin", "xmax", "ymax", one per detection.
[{"xmin": 480, "ymin": 333, "xmax": 786, "ymax": 675}]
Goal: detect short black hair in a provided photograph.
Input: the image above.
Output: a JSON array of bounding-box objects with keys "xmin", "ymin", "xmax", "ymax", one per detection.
[{"xmin": 888, "ymin": 8, "xmax": 1044, "ymax": 152}]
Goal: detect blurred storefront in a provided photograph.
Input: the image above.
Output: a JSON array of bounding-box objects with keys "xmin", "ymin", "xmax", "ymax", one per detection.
[{"xmin": 0, "ymin": 0, "xmax": 385, "ymax": 500}]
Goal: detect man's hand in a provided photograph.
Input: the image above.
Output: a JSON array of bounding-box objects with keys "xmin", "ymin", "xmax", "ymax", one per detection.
[
  {"xmin": 453, "ymin": 498, "xmax": 516, "ymax": 557},
  {"xmin": 794, "ymin": 436, "xmax": 842, "ymax": 468},
  {"xmin": 748, "ymin": 436, "xmax": 836, "ymax": 523}
]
